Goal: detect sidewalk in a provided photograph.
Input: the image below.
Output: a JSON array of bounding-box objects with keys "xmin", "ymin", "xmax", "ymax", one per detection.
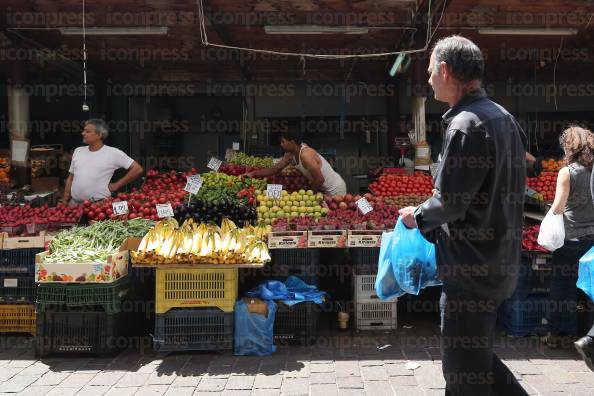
[{"xmin": 1, "ymin": 318, "xmax": 593, "ymax": 396}]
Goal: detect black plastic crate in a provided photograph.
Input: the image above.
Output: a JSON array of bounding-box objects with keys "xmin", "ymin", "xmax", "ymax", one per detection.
[
  {"xmin": 35, "ymin": 307, "xmax": 122, "ymax": 357},
  {"xmin": 0, "ymin": 274, "xmax": 36, "ymax": 303},
  {"xmin": 274, "ymin": 301, "xmax": 318, "ymax": 344},
  {"xmin": 153, "ymin": 308, "xmax": 233, "ymax": 352},
  {"xmin": 512, "ymin": 252, "xmax": 554, "ymax": 298},
  {"xmin": 0, "ymin": 248, "xmax": 42, "ymax": 274},
  {"xmin": 272, "ymin": 249, "xmax": 320, "ymax": 266},
  {"xmin": 351, "ymin": 248, "xmax": 379, "ymax": 275},
  {"xmin": 500, "ymin": 296, "xmax": 550, "ymax": 336}
]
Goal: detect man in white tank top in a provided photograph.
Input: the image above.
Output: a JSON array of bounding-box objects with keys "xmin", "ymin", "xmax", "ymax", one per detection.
[{"xmin": 246, "ymin": 131, "xmax": 347, "ymax": 196}]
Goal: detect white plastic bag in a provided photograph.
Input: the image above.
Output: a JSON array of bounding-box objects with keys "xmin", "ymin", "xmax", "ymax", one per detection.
[{"xmin": 537, "ymin": 209, "xmax": 565, "ymax": 251}]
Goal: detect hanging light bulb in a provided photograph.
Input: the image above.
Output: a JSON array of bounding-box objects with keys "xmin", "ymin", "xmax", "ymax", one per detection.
[{"xmin": 81, "ymin": 0, "xmax": 89, "ymax": 112}]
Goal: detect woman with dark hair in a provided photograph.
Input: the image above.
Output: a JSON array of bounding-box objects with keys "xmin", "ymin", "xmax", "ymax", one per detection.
[
  {"xmin": 547, "ymin": 126, "xmax": 594, "ymax": 347},
  {"xmin": 574, "ymin": 134, "xmax": 594, "ymax": 371},
  {"xmin": 246, "ymin": 131, "xmax": 347, "ymax": 196}
]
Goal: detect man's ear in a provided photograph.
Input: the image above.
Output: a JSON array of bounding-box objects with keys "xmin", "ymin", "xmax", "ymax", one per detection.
[{"xmin": 440, "ymin": 61, "xmax": 449, "ymax": 80}]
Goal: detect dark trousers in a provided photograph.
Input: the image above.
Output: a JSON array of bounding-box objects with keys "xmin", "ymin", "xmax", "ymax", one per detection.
[
  {"xmin": 549, "ymin": 238, "xmax": 594, "ymax": 334},
  {"xmin": 440, "ymin": 287, "xmax": 528, "ymax": 396}
]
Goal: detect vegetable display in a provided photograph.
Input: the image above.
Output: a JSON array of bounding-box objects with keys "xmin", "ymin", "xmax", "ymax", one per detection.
[
  {"xmin": 0, "ymin": 203, "xmax": 83, "ymax": 234},
  {"xmin": 44, "ymin": 218, "xmax": 154, "ymax": 264},
  {"xmin": 369, "ymin": 172, "xmax": 433, "ymax": 197},
  {"xmin": 257, "ymin": 189, "xmax": 326, "ymax": 225},
  {"xmin": 526, "ymin": 171, "xmax": 557, "ymax": 202},
  {"xmin": 131, "ymin": 218, "xmax": 271, "ymax": 265},
  {"xmin": 523, "ymin": 225, "xmax": 548, "ymax": 252},
  {"xmin": 229, "ymin": 152, "xmax": 275, "ymax": 168}
]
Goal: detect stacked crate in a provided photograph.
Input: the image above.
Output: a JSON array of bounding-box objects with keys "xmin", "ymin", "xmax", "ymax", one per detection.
[
  {"xmin": 34, "ymin": 277, "xmax": 129, "ymax": 357},
  {"xmin": 152, "ymin": 267, "xmax": 237, "ymax": 352},
  {"xmin": 500, "ymin": 252, "xmax": 578, "ymax": 336},
  {"xmin": 0, "ymin": 234, "xmax": 44, "ymax": 336},
  {"xmin": 352, "ymin": 248, "xmax": 398, "ymax": 331}
]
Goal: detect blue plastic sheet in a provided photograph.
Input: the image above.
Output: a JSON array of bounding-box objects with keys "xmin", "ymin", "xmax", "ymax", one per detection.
[
  {"xmin": 246, "ymin": 276, "xmax": 326, "ymax": 306},
  {"xmin": 234, "ymin": 299, "xmax": 277, "ymax": 356},
  {"xmin": 577, "ymin": 246, "xmax": 594, "ymax": 302},
  {"xmin": 375, "ymin": 217, "xmax": 440, "ymax": 300}
]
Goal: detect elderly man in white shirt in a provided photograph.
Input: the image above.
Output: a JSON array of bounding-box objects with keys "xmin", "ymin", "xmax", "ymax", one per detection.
[{"xmin": 64, "ymin": 119, "xmax": 143, "ymax": 204}]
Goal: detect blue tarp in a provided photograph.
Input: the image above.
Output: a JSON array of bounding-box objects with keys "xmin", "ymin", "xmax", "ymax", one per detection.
[{"xmin": 246, "ymin": 276, "xmax": 326, "ymax": 306}]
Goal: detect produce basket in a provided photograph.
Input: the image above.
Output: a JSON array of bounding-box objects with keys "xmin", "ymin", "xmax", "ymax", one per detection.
[
  {"xmin": 155, "ymin": 268, "xmax": 238, "ymax": 314},
  {"xmin": 274, "ymin": 301, "xmax": 318, "ymax": 344},
  {"xmin": 153, "ymin": 308, "xmax": 233, "ymax": 352},
  {"xmin": 0, "ymin": 274, "xmax": 36, "ymax": 303},
  {"xmin": 35, "ymin": 307, "xmax": 122, "ymax": 357},
  {"xmin": 0, "ymin": 225, "xmax": 23, "ymax": 237},
  {"xmin": 353, "ymin": 274, "xmax": 396, "ymax": 302},
  {"xmin": 271, "ymin": 248, "xmax": 320, "ymax": 266},
  {"xmin": 36, "ymin": 276, "xmax": 130, "ymax": 314},
  {"xmin": 0, "ymin": 247, "xmax": 43, "ymax": 274},
  {"xmin": 355, "ymin": 301, "xmax": 397, "ymax": 331},
  {"xmin": 351, "ymin": 247, "xmax": 380, "ymax": 275},
  {"xmin": 500, "ymin": 296, "xmax": 549, "ymax": 336},
  {"xmin": 0, "ymin": 304, "xmax": 36, "ymax": 335},
  {"xmin": 513, "ymin": 252, "xmax": 553, "ymax": 298}
]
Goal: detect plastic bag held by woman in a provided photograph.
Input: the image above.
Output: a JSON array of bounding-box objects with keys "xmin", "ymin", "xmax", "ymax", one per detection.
[
  {"xmin": 538, "ymin": 209, "xmax": 565, "ymax": 251},
  {"xmin": 375, "ymin": 217, "xmax": 440, "ymax": 299}
]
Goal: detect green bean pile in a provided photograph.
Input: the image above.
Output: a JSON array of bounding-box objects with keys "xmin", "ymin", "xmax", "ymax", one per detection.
[{"xmin": 45, "ymin": 218, "xmax": 154, "ymax": 263}]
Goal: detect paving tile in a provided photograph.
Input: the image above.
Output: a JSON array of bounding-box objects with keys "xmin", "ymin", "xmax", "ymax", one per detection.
[
  {"xmin": 33, "ymin": 371, "xmax": 70, "ymax": 386},
  {"xmin": 115, "ymin": 373, "xmax": 150, "ymax": 388},
  {"xmin": 88, "ymin": 371, "xmax": 126, "ymax": 386},
  {"xmin": 507, "ymin": 361, "xmax": 544, "ymax": 375},
  {"xmin": 0, "ymin": 367, "xmax": 24, "ymax": 381},
  {"xmin": 1, "ymin": 375, "xmax": 43, "ymax": 392},
  {"xmin": 571, "ymin": 372, "xmax": 594, "ymax": 386},
  {"xmin": 196, "ymin": 378, "xmax": 227, "ymax": 392},
  {"xmin": 250, "ymin": 390, "xmax": 281, "ymax": 396},
  {"xmin": 61, "ymin": 373, "xmax": 96, "ymax": 387},
  {"xmin": 133, "ymin": 385, "xmax": 169, "ymax": 396},
  {"xmin": 18, "ymin": 362, "xmax": 50, "ymax": 376},
  {"xmin": 147, "ymin": 372, "xmax": 177, "ymax": 385},
  {"xmin": 385, "ymin": 364, "xmax": 414, "ymax": 377},
  {"xmin": 309, "ymin": 384, "xmax": 338, "ymax": 396},
  {"xmin": 391, "ymin": 385, "xmax": 423, "ymax": 396},
  {"xmin": 283, "ymin": 362, "xmax": 309, "ymax": 378},
  {"xmin": 538, "ymin": 364, "xmax": 579, "ymax": 384},
  {"xmin": 389, "ymin": 375, "xmax": 418, "ymax": 386},
  {"xmin": 225, "ymin": 375, "xmax": 255, "ymax": 390},
  {"xmin": 170, "ymin": 374, "xmax": 201, "ymax": 387},
  {"xmin": 363, "ymin": 380, "xmax": 394, "ymax": 396},
  {"xmin": 254, "ymin": 374, "xmax": 283, "ymax": 389},
  {"xmin": 413, "ymin": 364, "xmax": 445, "ymax": 389},
  {"xmin": 76, "ymin": 385, "xmax": 111, "ymax": 395},
  {"xmin": 9, "ymin": 359, "xmax": 36, "ymax": 368},
  {"xmin": 336, "ymin": 376, "xmax": 363, "ymax": 389},
  {"xmin": 105, "ymin": 387, "xmax": 139, "ymax": 396},
  {"xmin": 334, "ymin": 389, "xmax": 366, "ymax": 396},
  {"xmin": 308, "ymin": 372, "xmax": 335, "ymax": 384},
  {"xmin": 309, "ymin": 363, "xmax": 334, "ymax": 373},
  {"xmin": 360, "ymin": 366, "xmax": 389, "ymax": 381},
  {"xmin": 280, "ymin": 377, "xmax": 309, "ymax": 396},
  {"xmin": 163, "ymin": 388, "xmax": 194, "ymax": 396},
  {"xmin": 193, "ymin": 392, "xmax": 222, "ymax": 396},
  {"xmin": 521, "ymin": 374, "xmax": 566, "ymax": 394},
  {"xmin": 44, "ymin": 387, "xmax": 81, "ymax": 396},
  {"xmin": 221, "ymin": 391, "xmax": 251, "ymax": 396},
  {"xmin": 15, "ymin": 385, "xmax": 53, "ymax": 396}
]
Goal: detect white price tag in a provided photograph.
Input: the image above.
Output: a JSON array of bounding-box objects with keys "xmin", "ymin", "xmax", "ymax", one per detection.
[
  {"xmin": 184, "ymin": 175, "xmax": 203, "ymax": 194},
  {"xmin": 356, "ymin": 198, "xmax": 374, "ymax": 215},
  {"xmin": 266, "ymin": 184, "xmax": 283, "ymax": 199},
  {"xmin": 112, "ymin": 201, "xmax": 129, "ymax": 216},
  {"xmin": 156, "ymin": 203, "xmax": 174, "ymax": 218},
  {"xmin": 207, "ymin": 157, "xmax": 222, "ymax": 171},
  {"xmin": 4, "ymin": 278, "xmax": 17, "ymax": 288},
  {"xmin": 232, "ymin": 142, "xmax": 240, "ymax": 150}
]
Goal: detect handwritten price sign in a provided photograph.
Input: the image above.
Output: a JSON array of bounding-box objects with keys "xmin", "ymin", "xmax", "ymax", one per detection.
[
  {"xmin": 207, "ymin": 157, "xmax": 222, "ymax": 171},
  {"xmin": 266, "ymin": 184, "xmax": 283, "ymax": 200},
  {"xmin": 184, "ymin": 174, "xmax": 203, "ymax": 194},
  {"xmin": 112, "ymin": 201, "xmax": 129, "ymax": 216},
  {"xmin": 356, "ymin": 197, "xmax": 373, "ymax": 215},
  {"xmin": 156, "ymin": 203, "xmax": 174, "ymax": 218}
]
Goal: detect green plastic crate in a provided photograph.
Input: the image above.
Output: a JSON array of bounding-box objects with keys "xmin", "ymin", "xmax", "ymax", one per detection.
[{"xmin": 36, "ymin": 277, "xmax": 130, "ymax": 314}]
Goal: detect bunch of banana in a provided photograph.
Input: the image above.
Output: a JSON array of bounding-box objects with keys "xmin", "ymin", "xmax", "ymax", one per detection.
[{"xmin": 132, "ymin": 217, "xmax": 271, "ymax": 266}]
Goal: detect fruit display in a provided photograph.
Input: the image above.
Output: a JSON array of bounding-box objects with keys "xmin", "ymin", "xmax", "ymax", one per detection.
[
  {"xmin": 229, "ymin": 152, "xmax": 275, "ymax": 168},
  {"xmin": 541, "ymin": 158, "xmax": 563, "ymax": 172},
  {"xmin": 219, "ymin": 163, "xmax": 260, "ymax": 176},
  {"xmin": 385, "ymin": 195, "xmax": 431, "ymax": 208},
  {"xmin": 0, "ymin": 158, "xmax": 10, "ymax": 185},
  {"xmin": 267, "ymin": 165, "xmax": 311, "ymax": 193},
  {"xmin": 526, "ymin": 171, "xmax": 557, "ymax": 202},
  {"xmin": 131, "ymin": 218, "xmax": 271, "ymax": 265},
  {"xmin": 197, "ymin": 172, "xmax": 265, "ymax": 204},
  {"xmin": 257, "ymin": 189, "xmax": 326, "ymax": 226},
  {"xmin": 0, "ymin": 203, "xmax": 83, "ymax": 235},
  {"xmin": 369, "ymin": 172, "xmax": 433, "ymax": 197},
  {"xmin": 174, "ymin": 198, "xmax": 257, "ymax": 227},
  {"xmin": 43, "ymin": 218, "xmax": 154, "ymax": 264},
  {"xmin": 522, "ymin": 225, "xmax": 548, "ymax": 252},
  {"xmin": 322, "ymin": 194, "xmax": 399, "ymax": 230}
]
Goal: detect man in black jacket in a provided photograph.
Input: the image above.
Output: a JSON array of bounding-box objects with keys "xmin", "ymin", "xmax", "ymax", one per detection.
[{"xmin": 399, "ymin": 36, "xmax": 528, "ymax": 395}]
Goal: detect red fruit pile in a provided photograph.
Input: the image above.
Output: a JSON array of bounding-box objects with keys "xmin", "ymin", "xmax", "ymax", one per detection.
[
  {"xmin": 0, "ymin": 203, "xmax": 83, "ymax": 232},
  {"xmin": 84, "ymin": 169, "xmax": 193, "ymax": 221},
  {"xmin": 267, "ymin": 166, "xmax": 310, "ymax": 193},
  {"xmin": 526, "ymin": 172, "xmax": 557, "ymax": 202},
  {"xmin": 219, "ymin": 164, "xmax": 261, "ymax": 176},
  {"xmin": 522, "ymin": 225, "xmax": 548, "ymax": 252},
  {"xmin": 369, "ymin": 172, "xmax": 433, "ymax": 197}
]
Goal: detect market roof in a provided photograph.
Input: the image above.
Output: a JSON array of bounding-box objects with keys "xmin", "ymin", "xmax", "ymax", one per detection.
[{"xmin": 1, "ymin": 0, "xmax": 593, "ymax": 82}]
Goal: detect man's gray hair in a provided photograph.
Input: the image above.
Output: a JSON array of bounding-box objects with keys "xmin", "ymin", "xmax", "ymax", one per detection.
[
  {"xmin": 432, "ymin": 35, "xmax": 484, "ymax": 83},
  {"xmin": 86, "ymin": 118, "xmax": 109, "ymax": 140}
]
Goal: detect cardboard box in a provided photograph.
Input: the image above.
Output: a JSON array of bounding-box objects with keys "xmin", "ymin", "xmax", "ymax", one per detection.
[
  {"xmin": 307, "ymin": 230, "xmax": 347, "ymax": 248},
  {"xmin": 35, "ymin": 237, "xmax": 140, "ymax": 283},
  {"xmin": 347, "ymin": 230, "xmax": 383, "ymax": 248},
  {"xmin": 267, "ymin": 231, "xmax": 307, "ymax": 249},
  {"xmin": 1, "ymin": 232, "xmax": 47, "ymax": 249}
]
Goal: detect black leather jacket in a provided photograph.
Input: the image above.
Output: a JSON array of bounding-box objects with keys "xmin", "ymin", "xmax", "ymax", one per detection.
[{"xmin": 414, "ymin": 89, "xmax": 527, "ymax": 303}]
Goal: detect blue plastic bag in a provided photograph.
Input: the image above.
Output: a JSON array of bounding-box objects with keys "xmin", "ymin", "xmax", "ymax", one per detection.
[
  {"xmin": 246, "ymin": 276, "xmax": 326, "ymax": 306},
  {"xmin": 577, "ymin": 246, "xmax": 594, "ymax": 302},
  {"xmin": 375, "ymin": 217, "xmax": 440, "ymax": 299},
  {"xmin": 375, "ymin": 225, "xmax": 404, "ymax": 300},
  {"xmin": 234, "ymin": 299, "xmax": 277, "ymax": 356}
]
